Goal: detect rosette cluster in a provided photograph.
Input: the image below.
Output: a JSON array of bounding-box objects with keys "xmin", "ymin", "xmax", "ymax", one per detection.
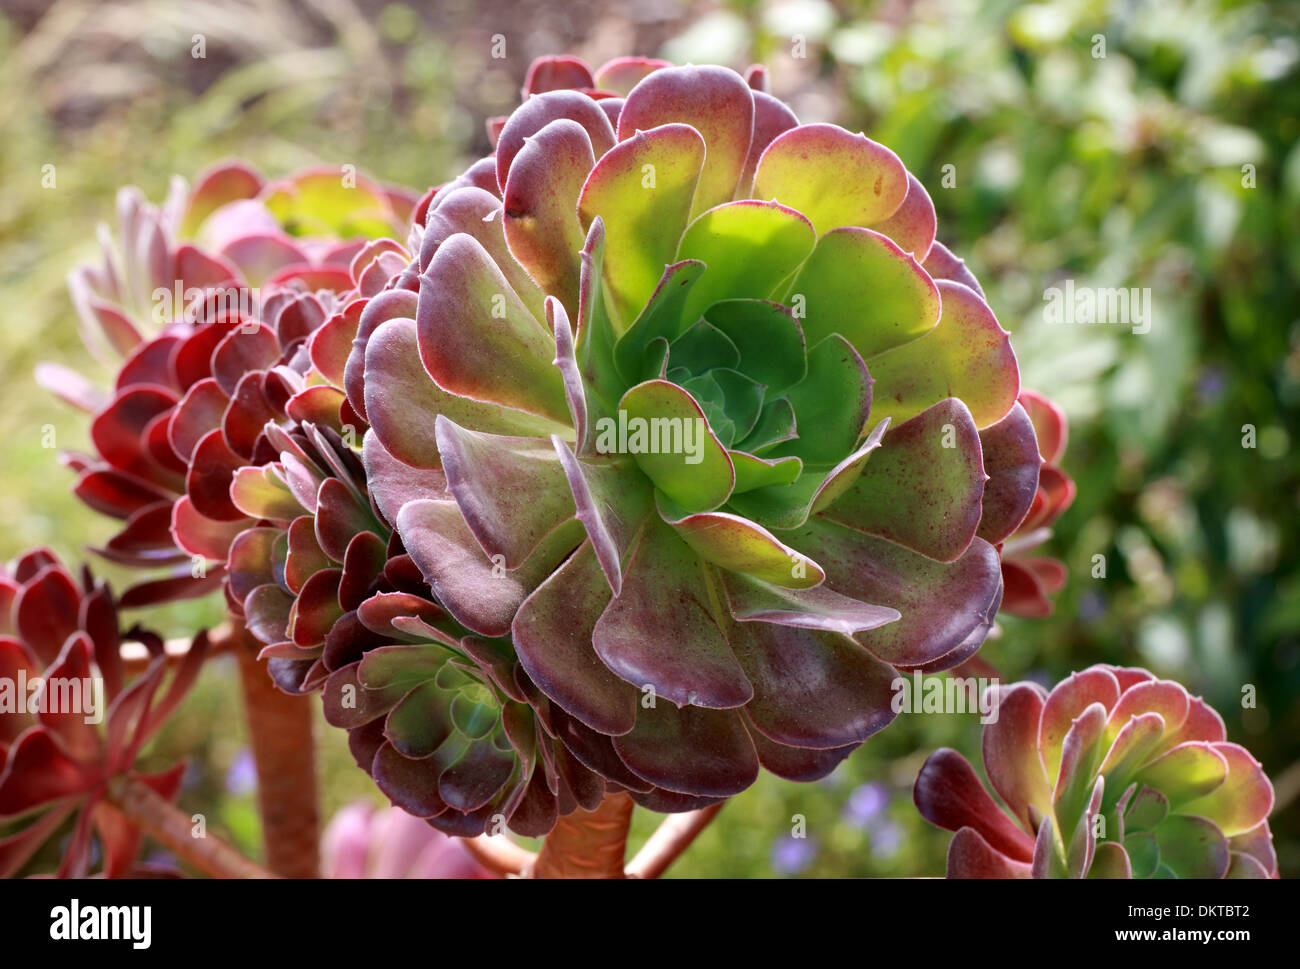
[
  {"xmin": 344, "ymin": 56, "xmax": 1047, "ymax": 807},
  {"xmin": 41, "ymin": 164, "xmax": 413, "ymax": 604}
]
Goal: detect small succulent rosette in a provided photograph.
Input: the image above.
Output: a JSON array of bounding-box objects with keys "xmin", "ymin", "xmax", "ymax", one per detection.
[
  {"xmin": 39, "ymin": 164, "xmax": 415, "ymax": 604},
  {"xmin": 0, "ymin": 549, "xmax": 206, "ymax": 877},
  {"xmin": 225, "ymin": 394, "xmax": 620, "ymax": 837},
  {"xmin": 914, "ymin": 665, "xmax": 1277, "ymax": 878},
  {"xmin": 997, "ymin": 389, "xmax": 1076, "ymax": 617},
  {"xmin": 347, "ymin": 55, "xmax": 1045, "ymax": 805}
]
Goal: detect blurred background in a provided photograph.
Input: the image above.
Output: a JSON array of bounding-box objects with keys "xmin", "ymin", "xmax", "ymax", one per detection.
[{"xmin": 1, "ymin": 0, "xmax": 1297, "ymax": 877}]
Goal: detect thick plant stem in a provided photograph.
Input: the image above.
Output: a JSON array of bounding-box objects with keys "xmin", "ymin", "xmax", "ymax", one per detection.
[
  {"xmin": 233, "ymin": 622, "xmax": 320, "ymax": 878},
  {"xmin": 531, "ymin": 792, "xmax": 635, "ymax": 878},
  {"xmin": 108, "ymin": 775, "xmax": 274, "ymax": 879}
]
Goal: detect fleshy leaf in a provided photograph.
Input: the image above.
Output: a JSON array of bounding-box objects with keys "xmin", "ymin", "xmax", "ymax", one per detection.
[
  {"xmin": 365, "ymin": 318, "xmax": 569, "ymax": 470},
  {"xmin": 981, "ymin": 682, "xmax": 1051, "ymax": 828},
  {"xmin": 417, "ymin": 234, "xmax": 570, "ymax": 424},
  {"xmin": 617, "ymin": 65, "xmax": 754, "ymax": 216},
  {"xmin": 578, "ymin": 124, "xmax": 705, "ymax": 329},
  {"xmin": 435, "ymin": 416, "xmax": 576, "ymax": 569},
  {"xmin": 763, "ymin": 335, "xmax": 871, "ymax": 467},
  {"xmin": 676, "ymin": 202, "xmax": 815, "ymax": 325},
  {"xmin": 721, "ymin": 572, "xmax": 898, "ymax": 636},
  {"xmin": 823, "ymin": 397, "xmax": 985, "ymax": 562},
  {"xmin": 1178, "ymin": 743, "xmax": 1275, "ymax": 837},
  {"xmin": 792, "ymin": 520, "xmax": 1002, "ymax": 669},
  {"xmin": 913, "ymin": 748, "xmax": 1035, "ymax": 862},
  {"xmin": 867, "ymin": 280, "xmax": 1019, "ymax": 429},
  {"xmin": 502, "ymin": 119, "xmax": 595, "ymax": 317},
  {"xmin": 512, "ymin": 540, "xmax": 638, "ymax": 736},
  {"xmin": 611, "ymin": 702, "xmax": 758, "ymax": 797},
  {"xmin": 615, "ymin": 379, "xmax": 734, "ymax": 512},
  {"xmin": 730, "ymin": 621, "xmax": 897, "ymax": 749},
  {"xmin": 976, "ymin": 403, "xmax": 1042, "ymax": 543},
  {"xmin": 788, "ymin": 227, "xmax": 940, "ymax": 358},
  {"xmin": 592, "ymin": 519, "xmax": 752, "ymax": 709},
  {"xmin": 753, "ymin": 123, "xmax": 908, "ymax": 234},
  {"xmin": 660, "ymin": 502, "xmax": 823, "ymax": 589}
]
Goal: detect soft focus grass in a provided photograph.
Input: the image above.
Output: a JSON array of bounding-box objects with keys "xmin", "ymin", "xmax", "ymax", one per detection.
[{"xmin": 2, "ymin": 0, "xmax": 1297, "ymax": 877}]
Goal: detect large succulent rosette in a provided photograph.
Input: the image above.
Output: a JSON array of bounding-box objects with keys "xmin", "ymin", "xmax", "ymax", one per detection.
[
  {"xmin": 39, "ymin": 164, "xmax": 414, "ymax": 604},
  {"xmin": 0, "ymin": 549, "xmax": 206, "ymax": 877},
  {"xmin": 914, "ymin": 665, "xmax": 1277, "ymax": 878},
  {"xmin": 348, "ymin": 56, "xmax": 1045, "ymax": 805}
]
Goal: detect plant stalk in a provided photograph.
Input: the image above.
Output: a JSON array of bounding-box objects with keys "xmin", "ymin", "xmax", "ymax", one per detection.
[
  {"xmin": 531, "ymin": 792, "xmax": 636, "ymax": 878},
  {"xmin": 626, "ymin": 802, "xmax": 725, "ymax": 878},
  {"xmin": 107, "ymin": 775, "xmax": 274, "ymax": 879},
  {"xmin": 233, "ymin": 622, "xmax": 320, "ymax": 878}
]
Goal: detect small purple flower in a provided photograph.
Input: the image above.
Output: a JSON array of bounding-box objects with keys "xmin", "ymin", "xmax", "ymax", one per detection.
[
  {"xmin": 224, "ymin": 748, "xmax": 257, "ymax": 797},
  {"xmin": 842, "ymin": 782, "xmax": 889, "ymax": 830},
  {"xmin": 1197, "ymin": 366, "xmax": 1226, "ymax": 404},
  {"xmin": 1079, "ymin": 590, "xmax": 1108, "ymax": 622},
  {"xmin": 771, "ymin": 834, "xmax": 817, "ymax": 876},
  {"xmin": 868, "ymin": 820, "xmax": 903, "ymax": 858}
]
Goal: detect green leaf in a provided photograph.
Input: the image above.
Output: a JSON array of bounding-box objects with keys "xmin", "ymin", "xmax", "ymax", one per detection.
[
  {"xmin": 676, "ymin": 201, "xmax": 816, "ymax": 324},
  {"xmin": 659, "ymin": 497, "xmax": 825, "ymax": 589},
  {"xmin": 788, "ymin": 227, "xmax": 941, "ymax": 358},
  {"xmin": 668, "ymin": 317, "xmax": 740, "ymax": 375},
  {"xmin": 752, "ymin": 123, "xmax": 909, "ymax": 234},
  {"xmin": 578, "ymin": 124, "xmax": 705, "ymax": 330},
  {"xmin": 866, "ymin": 280, "xmax": 1019, "ymax": 429},
  {"xmin": 765, "ymin": 335, "xmax": 871, "ymax": 466},
  {"xmin": 618, "ymin": 65, "xmax": 755, "ymax": 216},
  {"xmin": 1153, "ymin": 815, "xmax": 1231, "ymax": 878},
  {"xmin": 702, "ymin": 299, "xmax": 807, "ymax": 394},
  {"xmin": 1134, "ymin": 742, "xmax": 1228, "ymax": 809},
  {"xmin": 615, "ymin": 379, "xmax": 735, "ymax": 512},
  {"xmin": 713, "ymin": 369, "xmax": 765, "ymax": 441},
  {"xmin": 729, "ymin": 450, "xmax": 802, "ymax": 493},
  {"xmin": 736, "ymin": 397, "xmax": 797, "ymax": 453},
  {"xmin": 615, "ymin": 260, "xmax": 707, "ymax": 384}
]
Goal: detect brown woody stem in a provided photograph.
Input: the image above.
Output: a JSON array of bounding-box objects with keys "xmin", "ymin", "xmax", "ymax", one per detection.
[
  {"xmin": 531, "ymin": 792, "xmax": 636, "ymax": 878},
  {"xmin": 233, "ymin": 621, "xmax": 320, "ymax": 878},
  {"xmin": 626, "ymin": 802, "xmax": 725, "ymax": 879},
  {"xmin": 107, "ymin": 774, "xmax": 274, "ymax": 879}
]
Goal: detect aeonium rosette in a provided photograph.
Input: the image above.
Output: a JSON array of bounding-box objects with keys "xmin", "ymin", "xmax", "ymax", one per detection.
[
  {"xmin": 347, "ymin": 56, "xmax": 1046, "ymax": 805},
  {"xmin": 914, "ymin": 665, "xmax": 1277, "ymax": 878},
  {"xmin": 0, "ymin": 549, "xmax": 207, "ymax": 877},
  {"xmin": 222, "ymin": 295, "xmax": 631, "ymax": 838},
  {"xmin": 38, "ymin": 163, "xmax": 417, "ymax": 604}
]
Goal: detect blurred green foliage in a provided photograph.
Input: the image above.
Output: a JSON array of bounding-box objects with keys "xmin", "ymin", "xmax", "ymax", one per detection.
[{"xmin": 1, "ymin": 0, "xmax": 1296, "ymax": 878}]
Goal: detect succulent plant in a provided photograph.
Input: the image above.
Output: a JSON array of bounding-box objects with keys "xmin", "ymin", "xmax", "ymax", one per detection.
[
  {"xmin": 0, "ymin": 548, "xmax": 206, "ymax": 877},
  {"xmin": 995, "ymin": 390, "xmax": 1075, "ymax": 617},
  {"xmin": 38, "ymin": 164, "xmax": 414, "ymax": 604},
  {"xmin": 321, "ymin": 801, "xmax": 494, "ymax": 878},
  {"xmin": 913, "ymin": 665, "xmax": 1277, "ymax": 878},
  {"xmin": 216, "ymin": 277, "xmax": 619, "ymax": 837},
  {"xmin": 345, "ymin": 54, "xmax": 1044, "ymax": 805}
]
